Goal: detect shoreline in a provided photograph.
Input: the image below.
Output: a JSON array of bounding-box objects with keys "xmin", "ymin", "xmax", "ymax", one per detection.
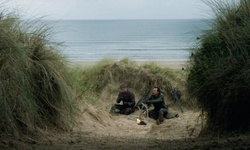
[{"xmin": 68, "ymin": 60, "xmax": 189, "ymax": 69}]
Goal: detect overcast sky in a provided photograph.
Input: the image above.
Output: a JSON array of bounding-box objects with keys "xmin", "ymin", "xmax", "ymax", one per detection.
[{"xmin": 6, "ymin": 0, "xmax": 212, "ymax": 20}]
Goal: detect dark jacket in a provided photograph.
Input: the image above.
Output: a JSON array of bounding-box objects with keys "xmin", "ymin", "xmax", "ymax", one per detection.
[
  {"xmin": 116, "ymin": 90, "xmax": 135, "ymax": 108},
  {"xmin": 145, "ymin": 93, "xmax": 167, "ymax": 111}
]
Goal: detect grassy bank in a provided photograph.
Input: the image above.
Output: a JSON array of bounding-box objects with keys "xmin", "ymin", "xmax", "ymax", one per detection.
[
  {"xmin": 188, "ymin": 0, "xmax": 250, "ymax": 133},
  {"xmin": 0, "ymin": 9, "xmax": 75, "ymax": 136},
  {"xmin": 68, "ymin": 58, "xmax": 194, "ymax": 111}
]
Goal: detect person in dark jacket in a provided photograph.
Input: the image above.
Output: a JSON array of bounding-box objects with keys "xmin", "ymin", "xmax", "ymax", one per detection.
[
  {"xmin": 110, "ymin": 83, "xmax": 135, "ymax": 115},
  {"xmin": 144, "ymin": 87, "xmax": 178, "ymax": 125}
]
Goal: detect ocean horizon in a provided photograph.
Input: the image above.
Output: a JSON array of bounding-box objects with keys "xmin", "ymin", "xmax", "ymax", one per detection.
[{"xmin": 50, "ymin": 19, "xmax": 210, "ymax": 62}]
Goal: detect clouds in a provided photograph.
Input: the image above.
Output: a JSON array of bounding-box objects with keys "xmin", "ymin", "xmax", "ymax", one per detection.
[{"xmin": 6, "ymin": 0, "xmax": 211, "ymax": 19}]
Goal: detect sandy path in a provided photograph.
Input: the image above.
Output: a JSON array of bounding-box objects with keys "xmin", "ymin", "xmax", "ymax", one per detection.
[
  {"xmin": 33, "ymin": 108, "xmax": 203, "ymax": 149},
  {"xmin": 23, "ymin": 108, "xmax": 249, "ymax": 150},
  {"xmin": 1, "ymin": 108, "xmax": 250, "ymax": 150}
]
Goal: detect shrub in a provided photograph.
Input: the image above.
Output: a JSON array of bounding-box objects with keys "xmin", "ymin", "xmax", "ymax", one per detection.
[
  {"xmin": 0, "ymin": 10, "xmax": 75, "ymax": 136},
  {"xmin": 187, "ymin": 0, "xmax": 250, "ymax": 132}
]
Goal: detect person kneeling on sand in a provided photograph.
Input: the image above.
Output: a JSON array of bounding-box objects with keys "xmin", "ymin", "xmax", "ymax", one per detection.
[
  {"xmin": 143, "ymin": 87, "xmax": 179, "ymax": 125},
  {"xmin": 110, "ymin": 83, "xmax": 135, "ymax": 115}
]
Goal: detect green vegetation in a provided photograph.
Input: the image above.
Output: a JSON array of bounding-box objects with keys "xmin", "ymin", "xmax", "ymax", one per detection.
[
  {"xmin": 0, "ymin": 10, "xmax": 75, "ymax": 136},
  {"xmin": 68, "ymin": 58, "xmax": 191, "ymax": 110},
  {"xmin": 187, "ymin": 0, "xmax": 250, "ymax": 132}
]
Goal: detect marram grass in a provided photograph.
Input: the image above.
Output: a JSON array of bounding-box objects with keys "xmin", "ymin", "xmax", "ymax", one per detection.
[
  {"xmin": 0, "ymin": 11, "xmax": 75, "ymax": 136},
  {"xmin": 188, "ymin": 0, "xmax": 250, "ymax": 133},
  {"xmin": 68, "ymin": 58, "xmax": 191, "ymax": 110}
]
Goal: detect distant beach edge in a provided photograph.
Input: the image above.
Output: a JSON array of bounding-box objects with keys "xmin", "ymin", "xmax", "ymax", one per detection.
[{"xmin": 68, "ymin": 60, "xmax": 189, "ymax": 69}]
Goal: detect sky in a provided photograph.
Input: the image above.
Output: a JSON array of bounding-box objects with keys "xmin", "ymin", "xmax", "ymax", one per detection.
[{"xmin": 5, "ymin": 0, "xmax": 212, "ymax": 20}]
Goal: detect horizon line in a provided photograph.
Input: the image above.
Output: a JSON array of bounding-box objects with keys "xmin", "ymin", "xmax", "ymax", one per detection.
[{"xmin": 40, "ymin": 18, "xmax": 211, "ymax": 21}]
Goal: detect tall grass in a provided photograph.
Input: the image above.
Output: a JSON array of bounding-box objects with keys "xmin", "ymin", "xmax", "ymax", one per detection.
[
  {"xmin": 68, "ymin": 58, "xmax": 191, "ymax": 109},
  {"xmin": 187, "ymin": 0, "xmax": 250, "ymax": 132},
  {"xmin": 0, "ymin": 10, "xmax": 75, "ymax": 136}
]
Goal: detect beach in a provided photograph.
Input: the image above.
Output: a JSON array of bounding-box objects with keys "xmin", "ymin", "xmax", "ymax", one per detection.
[
  {"xmin": 53, "ymin": 19, "xmax": 206, "ymax": 63},
  {"xmin": 68, "ymin": 60, "xmax": 189, "ymax": 69}
]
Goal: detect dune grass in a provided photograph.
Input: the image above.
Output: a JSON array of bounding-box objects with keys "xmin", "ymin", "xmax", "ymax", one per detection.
[
  {"xmin": 0, "ymin": 10, "xmax": 75, "ymax": 136},
  {"xmin": 187, "ymin": 0, "xmax": 250, "ymax": 133},
  {"xmin": 68, "ymin": 58, "xmax": 193, "ymax": 111}
]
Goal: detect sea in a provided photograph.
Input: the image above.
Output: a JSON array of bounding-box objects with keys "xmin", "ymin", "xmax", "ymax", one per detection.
[{"xmin": 50, "ymin": 19, "xmax": 210, "ymax": 62}]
